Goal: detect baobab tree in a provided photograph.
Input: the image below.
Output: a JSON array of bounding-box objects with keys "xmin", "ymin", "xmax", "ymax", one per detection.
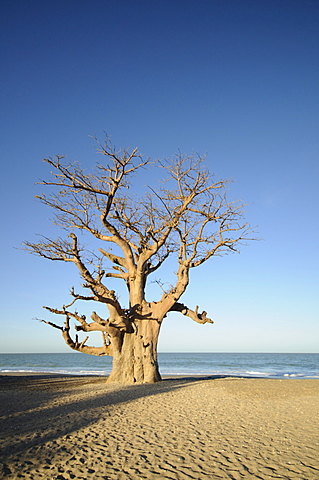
[{"xmin": 24, "ymin": 136, "xmax": 253, "ymax": 383}]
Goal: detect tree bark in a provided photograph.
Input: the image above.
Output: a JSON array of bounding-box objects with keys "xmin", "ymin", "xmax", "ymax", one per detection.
[{"xmin": 106, "ymin": 317, "xmax": 162, "ymax": 384}]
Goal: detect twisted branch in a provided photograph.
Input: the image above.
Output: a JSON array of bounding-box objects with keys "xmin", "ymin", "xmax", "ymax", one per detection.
[{"xmin": 169, "ymin": 302, "xmax": 214, "ymax": 324}]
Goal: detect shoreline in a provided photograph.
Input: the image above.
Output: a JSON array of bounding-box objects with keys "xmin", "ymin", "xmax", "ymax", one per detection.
[
  {"xmin": 1, "ymin": 353, "xmax": 318, "ymax": 382},
  {"xmin": 1, "ymin": 370, "xmax": 318, "ymax": 380},
  {"xmin": 1, "ymin": 375, "xmax": 319, "ymax": 479}
]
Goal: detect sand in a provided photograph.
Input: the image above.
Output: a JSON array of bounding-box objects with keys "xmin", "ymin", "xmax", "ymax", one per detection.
[{"xmin": 0, "ymin": 374, "xmax": 318, "ymax": 480}]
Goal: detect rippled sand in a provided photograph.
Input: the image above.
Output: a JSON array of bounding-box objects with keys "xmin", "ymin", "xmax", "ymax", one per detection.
[{"xmin": 0, "ymin": 374, "xmax": 318, "ymax": 479}]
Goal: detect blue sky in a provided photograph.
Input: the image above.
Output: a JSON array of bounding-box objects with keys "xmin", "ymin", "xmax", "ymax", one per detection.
[{"xmin": 1, "ymin": 0, "xmax": 318, "ymax": 353}]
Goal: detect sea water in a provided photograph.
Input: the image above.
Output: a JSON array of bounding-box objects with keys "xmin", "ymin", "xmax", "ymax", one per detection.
[{"xmin": 0, "ymin": 352, "xmax": 318, "ymax": 379}]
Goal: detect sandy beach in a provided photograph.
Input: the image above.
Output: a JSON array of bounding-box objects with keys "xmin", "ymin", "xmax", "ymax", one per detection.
[{"xmin": 0, "ymin": 374, "xmax": 318, "ymax": 480}]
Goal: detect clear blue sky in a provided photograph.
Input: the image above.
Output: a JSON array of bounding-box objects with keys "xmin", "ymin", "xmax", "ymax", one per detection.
[{"xmin": 1, "ymin": 0, "xmax": 318, "ymax": 353}]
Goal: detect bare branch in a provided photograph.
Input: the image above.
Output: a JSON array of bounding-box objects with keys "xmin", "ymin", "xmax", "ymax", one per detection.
[
  {"xmin": 41, "ymin": 313, "xmax": 113, "ymax": 356},
  {"xmin": 170, "ymin": 303, "xmax": 214, "ymax": 324}
]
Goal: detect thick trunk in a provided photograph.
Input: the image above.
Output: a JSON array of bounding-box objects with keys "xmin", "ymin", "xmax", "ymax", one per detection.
[{"xmin": 106, "ymin": 317, "xmax": 162, "ymax": 384}]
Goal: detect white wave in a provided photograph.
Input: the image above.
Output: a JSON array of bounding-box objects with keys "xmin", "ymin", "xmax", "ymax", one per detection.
[{"xmin": 245, "ymin": 371, "xmax": 267, "ymax": 375}]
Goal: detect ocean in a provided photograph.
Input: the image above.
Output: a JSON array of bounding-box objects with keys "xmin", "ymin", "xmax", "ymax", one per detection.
[{"xmin": 0, "ymin": 352, "xmax": 318, "ymax": 379}]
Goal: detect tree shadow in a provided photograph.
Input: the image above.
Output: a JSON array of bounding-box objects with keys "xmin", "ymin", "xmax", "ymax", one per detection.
[{"xmin": 0, "ymin": 373, "xmax": 238, "ymax": 459}]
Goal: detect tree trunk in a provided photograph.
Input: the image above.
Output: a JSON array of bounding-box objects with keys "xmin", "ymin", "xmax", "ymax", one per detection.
[{"xmin": 106, "ymin": 317, "xmax": 162, "ymax": 384}]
